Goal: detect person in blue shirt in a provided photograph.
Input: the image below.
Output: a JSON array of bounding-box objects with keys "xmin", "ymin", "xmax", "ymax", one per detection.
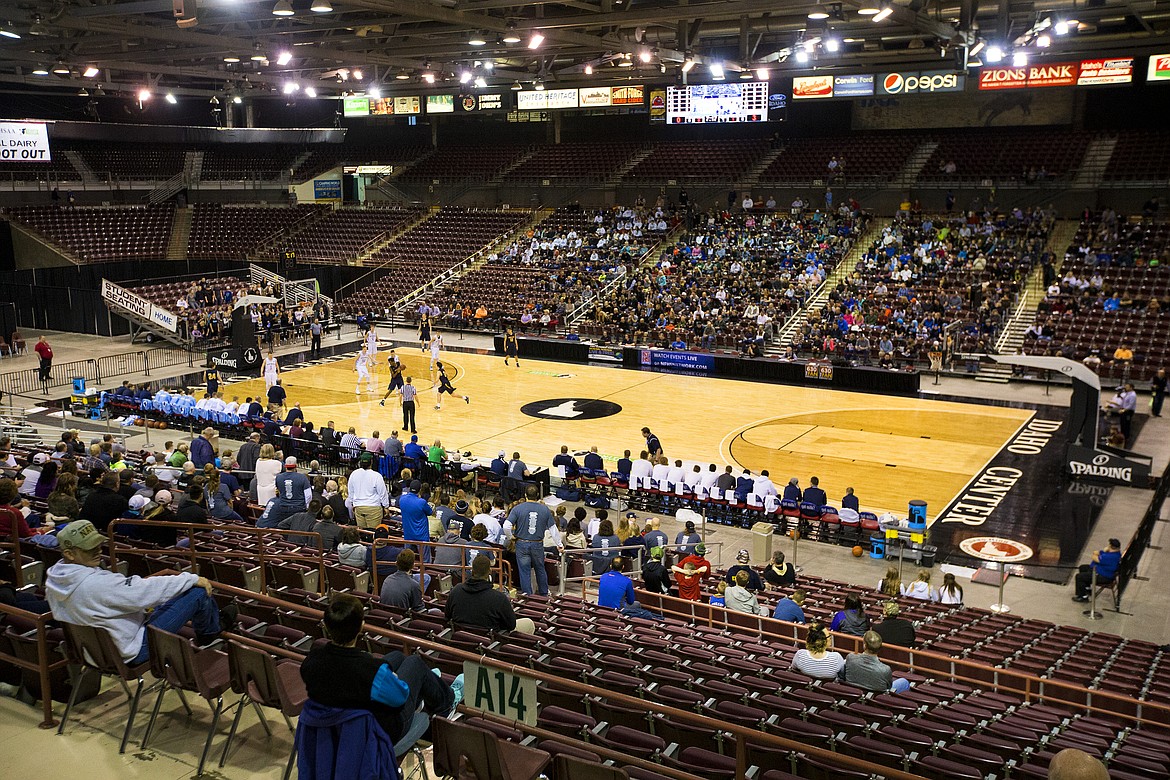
[
  {"xmin": 782, "ymin": 477, "xmax": 803, "ymax": 502},
  {"xmin": 490, "ymin": 450, "xmax": 508, "ymax": 477},
  {"xmin": 398, "ymin": 480, "xmax": 434, "ymax": 563},
  {"xmin": 583, "ymin": 447, "xmax": 604, "ymax": 472},
  {"xmin": 403, "ymin": 435, "xmax": 426, "ymax": 465},
  {"xmin": 772, "ymin": 589, "xmax": 807, "ymax": 624},
  {"xmin": 841, "ymin": 487, "xmax": 860, "ymax": 512},
  {"xmin": 1073, "ymin": 538, "xmax": 1122, "ymax": 601},
  {"xmin": 506, "ymin": 485, "xmax": 557, "ymax": 596},
  {"xmin": 734, "ymin": 469, "xmax": 754, "ymax": 502},
  {"xmin": 616, "ymin": 450, "xmax": 633, "ymax": 480},
  {"xmin": 596, "ymin": 558, "xmax": 636, "ymax": 609},
  {"xmin": 802, "ymin": 476, "xmax": 827, "ymax": 507}
]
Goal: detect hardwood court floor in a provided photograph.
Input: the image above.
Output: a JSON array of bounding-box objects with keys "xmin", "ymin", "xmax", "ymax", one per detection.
[{"xmin": 224, "ymin": 347, "xmax": 1033, "ymax": 521}]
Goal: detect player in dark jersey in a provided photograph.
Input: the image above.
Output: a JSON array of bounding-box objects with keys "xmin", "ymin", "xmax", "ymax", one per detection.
[
  {"xmin": 433, "ymin": 361, "xmax": 469, "ymax": 410},
  {"xmin": 503, "ymin": 327, "xmax": 520, "ymax": 367},
  {"xmin": 378, "ymin": 350, "xmax": 405, "ymax": 406},
  {"xmin": 418, "ymin": 313, "xmax": 432, "ymax": 352},
  {"xmin": 204, "ymin": 362, "xmax": 220, "ymax": 396}
]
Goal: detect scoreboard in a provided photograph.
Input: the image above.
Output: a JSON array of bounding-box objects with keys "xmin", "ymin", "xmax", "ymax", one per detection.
[{"xmin": 666, "ymin": 82, "xmax": 769, "ymax": 124}]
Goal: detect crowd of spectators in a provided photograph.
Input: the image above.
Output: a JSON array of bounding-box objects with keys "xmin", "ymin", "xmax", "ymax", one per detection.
[
  {"xmin": 584, "ymin": 204, "xmax": 867, "ymax": 352},
  {"xmin": 794, "ymin": 206, "xmax": 1054, "ymax": 366}
]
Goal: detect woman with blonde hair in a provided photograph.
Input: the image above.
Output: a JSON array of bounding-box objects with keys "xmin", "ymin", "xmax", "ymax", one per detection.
[
  {"xmin": 877, "ymin": 566, "xmax": 901, "ymax": 597},
  {"xmin": 254, "ymin": 443, "xmax": 281, "ymax": 503},
  {"xmin": 901, "ymin": 569, "xmax": 938, "ymax": 601}
]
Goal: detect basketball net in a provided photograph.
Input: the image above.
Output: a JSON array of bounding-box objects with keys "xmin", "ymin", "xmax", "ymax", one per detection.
[{"xmin": 928, "ymin": 351, "xmax": 943, "ymax": 372}]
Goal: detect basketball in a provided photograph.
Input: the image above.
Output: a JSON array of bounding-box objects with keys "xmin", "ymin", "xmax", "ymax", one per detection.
[
  {"xmin": 789, "ymin": 530, "xmax": 800, "ymax": 540},
  {"xmin": 160, "ymin": 421, "xmax": 168, "ymax": 429},
  {"xmin": 852, "ymin": 546, "xmax": 864, "ymax": 557}
]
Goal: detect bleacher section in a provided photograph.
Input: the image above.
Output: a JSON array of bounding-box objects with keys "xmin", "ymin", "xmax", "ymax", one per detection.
[
  {"xmin": 199, "ymin": 143, "xmax": 304, "ymax": 181},
  {"xmin": 71, "ymin": 142, "xmax": 186, "ymax": 181},
  {"xmin": 920, "ymin": 129, "xmax": 1091, "ymax": 183},
  {"xmin": 1104, "ymin": 132, "xmax": 1170, "ymax": 183},
  {"xmin": 340, "ymin": 207, "xmax": 532, "ymax": 314},
  {"xmin": 759, "ymin": 135, "xmax": 922, "ymax": 185},
  {"xmin": 262, "ymin": 205, "xmax": 423, "ymax": 264},
  {"xmin": 623, "ymin": 139, "xmax": 770, "ymax": 183},
  {"xmin": 0, "ymin": 155, "xmax": 79, "ymax": 182},
  {"xmin": 502, "ymin": 142, "xmax": 643, "ymax": 184},
  {"xmin": 3, "ymin": 204, "xmax": 175, "ymax": 263},
  {"xmin": 398, "ymin": 144, "xmax": 529, "ymax": 183},
  {"xmin": 1024, "ymin": 216, "xmax": 1169, "ymax": 379},
  {"xmin": 187, "ymin": 203, "xmax": 328, "ymax": 260}
]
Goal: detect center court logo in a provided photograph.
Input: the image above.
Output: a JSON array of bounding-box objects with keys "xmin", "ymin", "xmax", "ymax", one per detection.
[
  {"xmin": 958, "ymin": 536, "xmax": 1034, "ymax": 563},
  {"xmin": 521, "ymin": 398, "xmax": 622, "ymax": 420}
]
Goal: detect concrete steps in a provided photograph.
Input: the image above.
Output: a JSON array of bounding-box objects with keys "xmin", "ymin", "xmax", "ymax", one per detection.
[{"xmin": 165, "ymin": 206, "xmax": 192, "ymax": 260}]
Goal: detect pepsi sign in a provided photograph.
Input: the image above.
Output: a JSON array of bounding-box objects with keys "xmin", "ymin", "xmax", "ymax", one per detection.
[{"xmin": 877, "ymin": 70, "xmax": 966, "ymax": 95}]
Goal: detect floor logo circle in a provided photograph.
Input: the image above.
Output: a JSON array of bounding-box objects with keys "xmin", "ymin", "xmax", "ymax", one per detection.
[
  {"xmin": 959, "ymin": 536, "xmax": 1034, "ymax": 563},
  {"xmin": 521, "ymin": 398, "xmax": 622, "ymax": 420}
]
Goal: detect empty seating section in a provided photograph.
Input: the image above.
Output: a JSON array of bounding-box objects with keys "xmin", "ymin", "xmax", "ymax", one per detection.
[
  {"xmin": 798, "ymin": 210, "xmax": 1052, "ymax": 363},
  {"xmin": 581, "ymin": 209, "xmax": 865, "ymax": 350},
  {"xmin": 1023, "ymin": 215, "xmax": 1170, "ymax": 379},
  {"xmin": 0, "ymin": 155, "xmax": 79, "ymax": 182},
  {"xmin": 502, "ymin": 142, "xmax": 642, "ymax": 183},
  {"xmin": 71, "ymin": 142, "xmax": 186, "ymax": 180},
  {"xmin": 1104, "ymin": 131, "xmax": 1170, "ymax": 182},
  {"xmin": 424, "ymin": 206, "xmax": 663, "ymax": 325},
  {"xmin": 187, "ymin": 203, "xmax": 328, "ymax": 260},
  {"xmin": 760, "ymin": 135, "xmax": 922, "ymax": 184},
  {"xmin": 920, "ymin": 129, "xmax": 1091, "ymax": 182},
  {"xmin": 3, "ymin": 204, "xmax": 174, "ymax": 262},
  {"xmin": 291, "ymin": 143, "xmax": 431, "ymax": 181},
  {"xmin": 342, "ymin": 208, "xmax": 532, "ymax": 313},
  {"xmin": 265, "ymin": 205, "xmax": 423, "ymax": 263},
  {"xmin": 624, "ymin": 139, "xmax": 769, "ymax": 183},
  {"xmin": 199, "ymin": 144, "xmax": 304, "ymax": 180},
  {"xmin": 399, "ymin": 144, "xmax": 529, "ymax": 183}
]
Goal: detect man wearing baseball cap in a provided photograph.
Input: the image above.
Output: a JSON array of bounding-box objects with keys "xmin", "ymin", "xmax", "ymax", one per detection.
[
  {"xmin": 45, "ymin": 520, "xmax": 234, "ymax": 663},
  {"xmin": 266, "ymin": 456, "xmax": 312, "ymax": 529}
]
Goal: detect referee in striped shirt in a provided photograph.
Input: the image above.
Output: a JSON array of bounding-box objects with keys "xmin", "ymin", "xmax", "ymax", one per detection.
[{"xmin": 401, "ymin": 377, "xmax": 418, "ymax": 434}]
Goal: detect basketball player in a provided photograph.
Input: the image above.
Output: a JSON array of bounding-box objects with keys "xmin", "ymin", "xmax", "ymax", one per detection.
[
  {"xmin": 418, "ymin": 313, "xmax": 432, "ymax": 353},
  {"xmin": 503, "ymin": 327, "xmax": 520, "ymax": 367},
  {"xmin": 205, "ymin": 360, "xmax": 220, "ymax": 396},
  {"xmin": 354, "ymin": 346, "xmax": 374, "ymax": 394},
  {"xmin": 366, "ymin": 323, "xmax": 378, "ymax": 360},
  {"xmin": 433, "ymin": 360, "xmax": 469, "ymax": 410},
  {"xmin": 262, "ymin": 350, "xmax": 279, "ymax": 390},
  {"xmin": 379, "ymin": 350, "xmax": 405, "ymax": 405},
  {"xmin": 429, "ymin": 333, "xmax": 444, "ymax": 371}
]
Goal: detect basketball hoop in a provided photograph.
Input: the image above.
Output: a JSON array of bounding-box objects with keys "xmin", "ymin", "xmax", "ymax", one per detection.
[{"xmin": 928, "ymin": 352, "xmax": 943, "ymax": 372}]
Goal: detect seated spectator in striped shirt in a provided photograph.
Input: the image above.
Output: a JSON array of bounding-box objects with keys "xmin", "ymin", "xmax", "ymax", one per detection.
[{"xmin": 789, "ymin": 624, "xmax": 845, "ymax": 680}]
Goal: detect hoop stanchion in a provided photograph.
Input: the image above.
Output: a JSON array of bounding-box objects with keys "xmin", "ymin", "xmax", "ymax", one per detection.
[
  {"xmin": 1084, "ymin": 567, "xmax": 1104, "ymax": 620},
  {"xmin": 990, "ymin": 564, "xmax": 1011, "ymax": 614}
]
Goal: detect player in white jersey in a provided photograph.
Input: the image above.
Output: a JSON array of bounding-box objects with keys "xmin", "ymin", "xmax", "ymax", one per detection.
[
  {"xmin": 354, "ymin": 346, "xmax": 374, "ymax": 394},
  {"xmin": 366, "ymin": 325, "xmax": 378, "ymax": 360},
  {"xmin": 429, "ymin": 333, "xmax": 443, "ymax": 371},
  {"xmin": 263, "ymin": 350, "xmax": 279, "ymax": 390}
]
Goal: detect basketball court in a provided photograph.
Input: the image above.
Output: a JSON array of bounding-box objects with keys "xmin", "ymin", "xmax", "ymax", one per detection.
[{"xmin": 223, "ymin": 343, "xmax": 1034, "ymax": 521}]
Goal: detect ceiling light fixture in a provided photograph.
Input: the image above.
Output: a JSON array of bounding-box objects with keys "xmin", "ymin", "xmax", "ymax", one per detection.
[
  {"xmin": 986, "ymin": 44, "xmax": 1004, "ymax": 63},
  {"xmin": 352, "ymin": 68, "xmax": 363, "ymax": 80},
  {"xmin": 367, "ymin": 85, "xmax": 381, "ymax": 98},
  {"xmin": 310, "ymin": 0, "xmax": 332, "ymax": 11},
  {"xmin": 251, "ymin": 45, "xmax": 266, "ymax": 61},
  {"xmin": 528, "ymin": 32, "xmax": 544, "ymax": 49},
  {"xmin": 282, "ymin": 81, "xmax": 298, "ymax": 94},
  {"xmin": 584, "ymin": 64, "xmax": 593, "ymax": 75},
  {"xmin": 459, "ymin": 71, "xmax": 472, "ymax": 84},
  {"xmin": 232, "ymin": 95, "xmax": 242, "ymax": 104},
  {"xmin": 502, "ymin": 24, "xmax": 521, "ymax": 44},
  {"xmin": 511, "ymin": 80, "xmax": 522, "ymax": 90},
  {"xmin": 305, "ymin": 86, "xmax": 317, "ymax": 97},
  {"xmin": 276, "ymin": 50, "xmax": 292, "ymax": 66},
  {"xmin": 483, "ymin": 61, "xmax": 493, "ymax": 71},
  {"xmin": 824, "ymin": 36, "xmax": 841, "ymax": 53},
  {"xmin": 395, "ymin": 70, "xmax": 410, "ymax": 80},
  {"xmin": 272, "ymin": 0, "xmax": 294, "ymax": 16},
  {"xmin": 756, "ymin": 67, "xmax": 769, "ymax": 80},
  {"xmin": 534, "ymin": 79, "xmax": 545, "ymax": 91},
  {"xmin": 0, "ymin": 22, "xmax": 20, "ymax": 39},
  {"xmin": 1036, "ymin": 33, "xmax": 1051, "ymax": 48},
  {"xmin": 872, "ymin": 4, "xmax": 893, "ymax": 22},
  {"xmin": 474, "ymin": 76, "xmax": 486, "ymax": 88},
  {"xmin": 1055, "ymin": 19, "xmax": 1075, "ymax": 35},
  {"xmin": 78, "ymin": 88, "xmax": 88, "ymax": 97},
  {"xmin": 53, "ymin": 63, "xmax": 70, "ymax": 75},
  {"xmin": 1012, "ymin": 51, "xmax": 1028, "ymax": 67},
  {"xmin": 857, "ymin": 5, "xmax": 880, "ymax": 15},
  {"xmin": 681, "ymin": 57, "xmax": 696, "ymax": 73},
  {"xmin": 468, "ymin": 31, "xmax": 487, "ymax": 46},
  {"xmin": 807, "ymin": 3, "xmax": 829, "ymax": 20},
  {"xmin": 422, "ymin": 72, "xmax": 435, "ymax": 84},
  {"xmin": 83, "ymin": 66, "xmax": 100, "ymax": 78},
  {"xmin": 223, "ymin": 55, "xmax": 240, "ymax": 63},
  {"xmin": 32, "ymin": 65, "xmax": 49, "ymax": 75},
  {"xmin": 165, "ymin": 93, "xmax": 177, "ymax": 104},
  {"xmin": 639, "ymin": 50, "xmax": 652, "ymax": 63},
  {"xmin": 969, "ymin": 39, "xmax": 986, "ymax": 57},
  {"xmin": 709, "ymin": 62, "xmax": 724, "ymax": 79},
  {"xmin": 795, "ymin": 49, "xmax": 809, "ymax": 64},
  {"xmin": 138, "ymin": 89, "xmax": 152, "ymax": 102}
]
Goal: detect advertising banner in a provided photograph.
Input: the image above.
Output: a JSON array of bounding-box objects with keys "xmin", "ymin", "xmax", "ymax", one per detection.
[
  {"xmin": 1066, "ymin": 445, "xmax": 1151, "ymax": 487},
  {"xmin": 649, "ymin": 89, "xmax": 666, "ymax": 122},
  {"xmin": 1149, "ymin": 54, "xmax": 1170, "ymax": 82},
  {"xmin": 207, "ymin": 346, "xmax": 261, "ymax": 372},
  {"xmin": 610, "ymin": 85, "xmax": 644, "ymax": 106},
  {"xmin": 150, "ymin": 306, "xmax": 178, "ymax": 333},
  {"xmin": 979, "ymin": 62, "xmax": 1082, "ymax": 90},
  {"xmin": 313, "ymin": 179, "xmax": 342, "ymax": 200},
  {"xmin": 426, "ymin": 94, "xmax": 454, "ymax": 114},
  {"xmin": 454, "ymin": 93, "xmax": 502, "ymax": 112},
  {"xmin": 793, "ymin": 75, "xmax": 834, "ymax": 99},
  {"xmin": 588, "ymin": 346, "xmax": 625, "ymax": 363},
  {"xmin": 639, "ymin": 349, "xmax": 715, "ymax": 372},
  {"xmin": 101, "ymin": 278, "xmax": 178, "ymax": 332},
  {"xmin": 516, "ymin": 91, "xmax": 547, "ymax": 110},
  {"xmin": 342, "ymin": 96, "xmax": 370, "ymax": 117},
  {"xmin": 546, "ymin": 88, "xmax": 579, "ymax": 109},
  {"xmin": 1077, "ymin": 58, "xmax": 1133, "ymax": 85},
  {"xmin": 0, "ymin": 121, "xmax": 51, "ymax": 161},
  {"xmin": 394, "ymin": 96, "xmax": 420, "ymax": 115},
  {"xmin": 578, "ymin": 86, "xmax": 612, "ymax": 107},
  {"xmin": 877, "ymin": 70, "xmax": 966, "ymax": 95},
  {"xmin": 853, "ymin": 89, "xmax": 1074, "ymax": 129},
  {"xmin": 833, "ymin": 74, "xmax": 875, "ymax": 97}
]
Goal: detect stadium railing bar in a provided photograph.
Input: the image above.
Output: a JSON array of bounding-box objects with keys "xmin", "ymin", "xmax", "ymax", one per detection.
[
  {"xmin": 0, "ymin": 346, "xmax": 194, "ymax": 396},
  {"xmin": 1118, "ymin": 456, "xmax": 1170, "ymax": 599}
]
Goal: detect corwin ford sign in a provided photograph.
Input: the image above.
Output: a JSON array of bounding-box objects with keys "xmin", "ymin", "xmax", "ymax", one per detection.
[
  {"xmin": 1066, "ymin": 445, "xmax": 1150, "ymax": 487},
  {"xmin": 877, "ymin": 70, "xmax": 966, "ymax": 95}
]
